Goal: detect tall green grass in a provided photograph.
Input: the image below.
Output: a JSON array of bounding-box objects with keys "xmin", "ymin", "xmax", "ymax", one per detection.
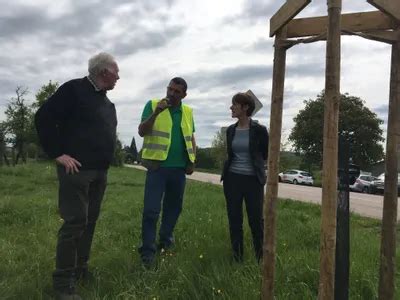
[{"xmin": 0, "ymin": 163, "xmax": 398, "ymax": 299}]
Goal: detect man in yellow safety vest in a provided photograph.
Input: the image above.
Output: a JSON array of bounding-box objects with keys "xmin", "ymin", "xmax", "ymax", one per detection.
[{"xmin": 138, "ymin": 77, "xmax": 196, "ymax": 267}]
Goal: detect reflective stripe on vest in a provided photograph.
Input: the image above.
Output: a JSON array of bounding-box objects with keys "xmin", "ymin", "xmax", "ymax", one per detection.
[
  {"xmin": 150, "ymin": 130, "xmax": 170, "ymax": 139},
  {"xmin": 142, "ymin": 99, "xmax": 195, "ymax": 162}
]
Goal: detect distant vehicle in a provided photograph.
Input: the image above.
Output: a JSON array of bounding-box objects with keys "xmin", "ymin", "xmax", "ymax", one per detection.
[
  {"xmin": 350, "ymin": 174, "xmax": 377, "ymax": 193},
  {"xmin": 369, "ymin": 173, "xmax": 400, "ymax": 195},
  {"xmin": 278, "ymin": 169, "xmax": 314, "ymax": 186}
]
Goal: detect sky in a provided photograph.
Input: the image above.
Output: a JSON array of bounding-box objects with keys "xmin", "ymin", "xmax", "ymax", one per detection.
[{"xmin": 0, "ymin": 0, "xmax": 393, "ymax": 149}]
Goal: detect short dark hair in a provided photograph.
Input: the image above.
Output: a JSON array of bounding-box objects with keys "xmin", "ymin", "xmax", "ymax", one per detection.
[
  {"xmin": 232, "ymin": 93, "xmax": 255, "ymax": 116},
  {"xmin": 170, "ymin": 77, "xmax": 187, "ymax": 92}
]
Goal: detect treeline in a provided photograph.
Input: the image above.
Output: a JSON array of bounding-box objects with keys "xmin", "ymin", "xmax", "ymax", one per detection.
[
  {"xmin": 0, "ymin": 83, "xmax": 59, "ymax": 166},
  {"xmin": 0, "ymin": 82, "xmax": 130, "ymax": 167},
  {"xmin": 1, "ymin": 85, "xmax": 383, "ymax": 174}
]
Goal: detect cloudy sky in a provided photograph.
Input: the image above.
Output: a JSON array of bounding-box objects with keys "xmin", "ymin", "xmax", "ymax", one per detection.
[{"xmin": 0, "ymin": 0, "xmax": 392, "ymax": 148}]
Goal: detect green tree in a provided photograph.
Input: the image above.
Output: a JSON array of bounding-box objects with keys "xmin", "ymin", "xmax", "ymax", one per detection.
[
  {"xmin": 279, "ymin": 151, "xmax": 302, "ymax": 172},
  {"xmin": 112, "ymin": 137, "xmax": 125, "ymax": 167},
  {"xmin": 196, "ymin": 147, "xmax": 217, "ymax": 170},
  {"xmin": 289, "ymin": 91, "xmax": 384, "ymax": 169},
  {"xmin": 4, "ymin": 87, "xmax": 33, "ymax": 165},
  {"xmin": 28, "ymin": 81, "xmax": 59, "ymax": 159},
  {"xmin": 32, "ymin": 80, "xmax": 59, "ymax": 109},
  {"xmin": 211, "ymin": 129, "xmax": 227, "ymax": 170}
]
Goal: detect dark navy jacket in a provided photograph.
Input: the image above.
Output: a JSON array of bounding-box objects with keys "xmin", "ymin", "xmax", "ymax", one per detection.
[{"xmin": 35, "ymin": 77, "xmax": 117, "ymax": 170}]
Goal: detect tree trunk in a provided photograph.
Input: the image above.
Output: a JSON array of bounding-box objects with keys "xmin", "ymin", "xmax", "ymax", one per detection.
[
  {"xmin": 262, "ymin": 27, "xmax": 287, "ymax": 300},
  {"xmin": 4, "ymin": 154, "xmax": 10, "ymax": 166},
  {"xmin": 15, "ymin": 149, "xmax": 20, "ymax": 165},
  {"xmin": 318, "ymin": 1, "xmax": 341, "ymax": 299},
  {"xmin": 21, "ymin": 145, "xmax": 26, "ymax": 163},
  {"xmin": 378, "ymin": 35, "xmax": 400, "ymax": 300},
  {"xmin": 11, "ymin": 148, "xmax": 16, "ymax": 166}
]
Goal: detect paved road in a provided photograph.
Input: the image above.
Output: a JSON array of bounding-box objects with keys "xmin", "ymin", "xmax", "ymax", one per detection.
[{"xmin": 126, "ymin": 165, "xmax": 399, "ymax": 220}]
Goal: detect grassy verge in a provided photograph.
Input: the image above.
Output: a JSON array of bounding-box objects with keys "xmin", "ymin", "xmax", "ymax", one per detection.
[{"xmin": 0, "ymin": 163, "xmax": 398, "ymax": 299}]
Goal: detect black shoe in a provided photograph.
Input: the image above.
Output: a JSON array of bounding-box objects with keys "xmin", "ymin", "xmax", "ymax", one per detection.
[
  {"xmin": 76, "ymin": 267, "xmax": 94, "ymax": 285},
  {"xmin": 55, "ymin": 290, "xmax": 82, "ymax": 300},
  {"xmin": 141, "ymin": 255, "xmax": 156, "ymax": 269},
  {"xmin": 157, "ymin": 242, "xmax": 174, "ymax": 252},
  {"xmin": 233, "ymin": 252, "xmax": 244, "ymax": 263}
]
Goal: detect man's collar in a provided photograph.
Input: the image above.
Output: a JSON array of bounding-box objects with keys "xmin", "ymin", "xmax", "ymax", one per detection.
[
  {"xmin": 87, "ymin": 75, "xmax": 103, "ymax": 92},
  {"xmin": 164, "ymin": 100, "xmax": 182, "ymax": 111}
]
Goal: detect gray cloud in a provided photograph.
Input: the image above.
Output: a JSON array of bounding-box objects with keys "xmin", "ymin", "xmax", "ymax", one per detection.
[
  {"xmin": 226, "ymin": 0, "xmax": 322, "ymax": 25},
  {"xmin": 0, "ymin": 0, "xmax": 186, "ymax": 110},
  {"xmin": 222, "ymin": 1, "xmax": 279, "ymax": 24},
  {"xmin": 374, "ymin": 104, "xmax": 388, "ymax": 115},
  {"xmin": 111, "ymin": 26, "xmax": 185, "ymax": 57},
  {"xmin": 143, "ymin": 65, "xmax": 273, "ymax": 95},
  {"xmin": 0, "ymin": 1, "xmax": 184, "ymax": 54},
  {"xmin": 250, "ymin": 38, "xmax": 274, "ymax": 52},
  {"xmin": 373, "ymin": 104, "xmax": 388, "ymax": 124},
  {"xmin": 146, "ymin": 61, "xmax": 324, "ymax": 95},
  {"xmin": 229, "ymin": 0, "xmax": 375, "ymax": 27},
  {"xmin": 0, "ymin": 7, "xmax": 46, "ymax": 38},
  {"xmin": 241, "ymin": 1, "xmax": 281, "ymax": 19},
  {"xmin": 189, "ymin": 65, "xmax": 271, "ymax": 91}
]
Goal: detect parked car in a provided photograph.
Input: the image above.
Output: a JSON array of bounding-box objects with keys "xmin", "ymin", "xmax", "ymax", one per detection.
[
  {"xmin": 350, "ymin": 174, "xmax": 377, "ymax": 193},
  {"xmin": 369, "ymin": 173, "xmax": 400, "ymax": 195},
  {"xmin": 278, "ymin": 169, "xmax": 314, "ymax": 185}
]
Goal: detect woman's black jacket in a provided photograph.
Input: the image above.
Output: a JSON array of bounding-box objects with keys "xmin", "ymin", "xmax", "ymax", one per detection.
[{"xmin": 221, "ymin": 119, "xmax": 269, "ymax": 185}]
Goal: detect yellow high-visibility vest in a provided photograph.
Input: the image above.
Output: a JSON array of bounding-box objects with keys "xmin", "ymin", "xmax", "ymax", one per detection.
[{"xmin": 142, "ymin": 99, "xmax": 195, "ymax": 162}]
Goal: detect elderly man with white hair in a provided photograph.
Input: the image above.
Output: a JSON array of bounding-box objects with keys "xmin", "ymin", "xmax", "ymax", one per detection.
[{"xmin": 35, "ymin": 52, "xmax": 119, "ymax": 300}]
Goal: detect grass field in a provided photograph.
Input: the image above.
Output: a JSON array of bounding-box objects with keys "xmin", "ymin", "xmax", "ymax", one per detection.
[{"xmin": 0, "ymin": 163, "xmax": 398, "ymax": 299}]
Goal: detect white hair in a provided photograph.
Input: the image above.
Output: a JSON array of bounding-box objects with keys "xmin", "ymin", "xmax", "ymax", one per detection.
[{"xmin": 88, "ymin": 52, "xmax": 116, "ymax": 77}]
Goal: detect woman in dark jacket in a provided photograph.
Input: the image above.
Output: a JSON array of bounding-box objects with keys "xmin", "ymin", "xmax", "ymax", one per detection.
[{"xmin": 221, "ymin": 92, "xmax": 269, "ymax": 262}]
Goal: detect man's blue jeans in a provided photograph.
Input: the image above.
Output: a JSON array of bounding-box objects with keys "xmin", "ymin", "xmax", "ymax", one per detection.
[{"xmin": 139, "ymin": 167, "xmax": 186, "ymax": 260}]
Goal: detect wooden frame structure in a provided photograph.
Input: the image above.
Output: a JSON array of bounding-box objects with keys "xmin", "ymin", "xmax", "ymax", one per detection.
[{"xmin": 263, "ymin": 1, "xmax": 400, "ymax": 299}]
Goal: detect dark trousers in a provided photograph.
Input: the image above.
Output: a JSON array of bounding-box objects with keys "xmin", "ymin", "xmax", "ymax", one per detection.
[
  {"xmin": 223, "ymin": 171, "xmax": 264, "ymax": 261},
  {"xmin": 53, "ymin": 166, "xmax": 107, "ymax": 292},
  {"xmin": 139, "ymin": 167, "xmax": 186, "ymax": 259}
]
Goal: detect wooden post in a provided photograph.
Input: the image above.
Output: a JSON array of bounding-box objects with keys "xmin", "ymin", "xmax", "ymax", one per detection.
[
  {"xmin": 318, "ymin": 1, "xmax": 341, "ymax": 299},
  {"xmin": 378, "ymin": 33, "xmax": 400, "ymax": 300},
  {"xmin": 262, "ymin": 27, "xmax": 287, "ymax": 300}
]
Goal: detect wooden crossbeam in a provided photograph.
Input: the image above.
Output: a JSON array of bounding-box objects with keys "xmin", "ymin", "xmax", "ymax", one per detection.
[
  {"xmin": 286, "ymin": 10, "xmax": 395, "ymax": 38},
  {"xmin": 368, "ymin": 0, "xmax": 400, "ymax": 22},
  {"xmin": 270, "ymin": 0, "xmax": 311, "ymax": 37},
  {"xmin": 342, "ymin": 29, "xmax": 399, "ymax": 44},
  {"xmin": 280, "ymin": 29, "xmax": 398, "ymax": 47}
]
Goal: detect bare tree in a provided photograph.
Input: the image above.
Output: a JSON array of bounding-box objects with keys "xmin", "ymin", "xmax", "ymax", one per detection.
[{"xmin": 4, "ymin": 87, "xmax": 32, "ymax": 165}]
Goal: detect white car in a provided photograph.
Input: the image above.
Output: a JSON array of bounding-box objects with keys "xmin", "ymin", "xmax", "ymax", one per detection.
[
  {"xmin": 278, "ymin": 169, "xmax": 314, "ymax": 186},
  {"xmin": 349, "ymin": 174, "xmax": 377, "ymax": 193},
  {"xmin": 369, "ymin": 173, "xmax": 400, "ymax": 195}
]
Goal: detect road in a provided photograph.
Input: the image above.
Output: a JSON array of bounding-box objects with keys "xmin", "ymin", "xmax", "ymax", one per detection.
[{"xmin": 126, "ymin": 165, "xmax": 399, "ymax": 221}]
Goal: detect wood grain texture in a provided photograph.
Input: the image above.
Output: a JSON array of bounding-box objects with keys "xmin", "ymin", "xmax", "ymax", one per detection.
[{"xmin": 270, "ymin": 0, "xmax": 311, "ymax": 37}]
